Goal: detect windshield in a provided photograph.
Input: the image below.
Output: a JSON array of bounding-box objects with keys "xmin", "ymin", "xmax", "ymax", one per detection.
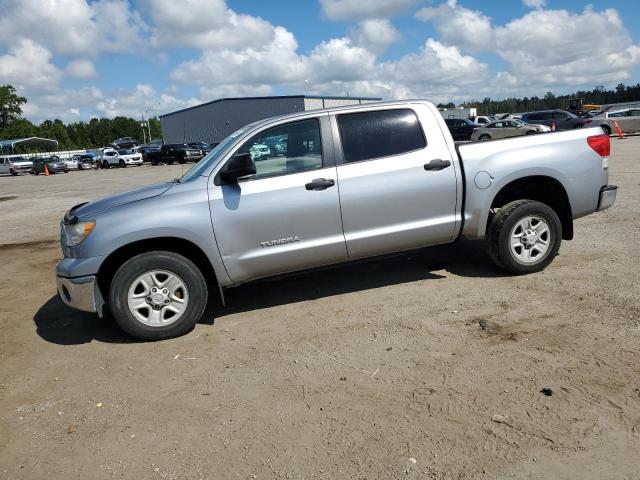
[{"xmin": 180, "ymin": 129, "xmax": 247, "ymax": 182}]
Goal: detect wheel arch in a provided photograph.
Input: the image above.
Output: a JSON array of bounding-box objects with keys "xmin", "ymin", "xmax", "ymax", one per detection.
[
  {"xmin": 97, "ymin": 237, "xmax": 219, "ymax": 301},
  {"xmin": 488, "ymin": 175, "xmax": 573, "ymax": 240}
]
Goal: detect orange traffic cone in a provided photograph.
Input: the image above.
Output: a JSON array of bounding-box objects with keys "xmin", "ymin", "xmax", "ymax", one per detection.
[
  {"xmin": 44, "ymin": 164, "xmax": 50, "ymax": 176},
  {"xmin": 551, "ymin": 121, "xmax": 556, "ymax": 132},
  {"xmin": 613, "ymin": 120, "xmax": 625, "ymax": 139}
]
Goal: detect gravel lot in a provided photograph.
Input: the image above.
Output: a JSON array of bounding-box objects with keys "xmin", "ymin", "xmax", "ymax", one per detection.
[{"xmin": 1, "ymin": 139, "xmax": 639, "ymax": 479}]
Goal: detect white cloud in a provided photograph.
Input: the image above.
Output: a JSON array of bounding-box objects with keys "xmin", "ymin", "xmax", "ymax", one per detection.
[
  {"xmin": 319, "ymin": 0, "xmax": 418, "ymax": 21},
  {"xmin": 495, "ymin": 7, "xmax": 640, "ymax": 88},
  {"xmin": 349, "ymin": 19, "xmax": 400, "ymax": 54},
  {"xmin": 171, "ymin": 26, "xmax": 306, "ymax": 87},
  {"xmin": 522, "ymin": 0, "xmax": 546, "ymax": 8},
  {"xmin": 0, "ymin": 0, "xmax": 147, "ymax": 56},
  {"xmin": 0, "ymin": 40, "xmax": 61, "ymax": 94},
  {"xmin": 415, "ymin": 0, "xmax": 494, "ymax": 51},
  {"xmin": 94, "ymin": 84, "xmax": 198, "ymax": 118},
  {"xmin": 307, "ymin": 38, "xmax": 377, "ymax": 82},
  {"xmin": 66, "ymin": 60, "xmax": 97, "ymax": 79},
  {"xmin": 149, "ymin": 0, "xmax": 275, "ymax": 50}
]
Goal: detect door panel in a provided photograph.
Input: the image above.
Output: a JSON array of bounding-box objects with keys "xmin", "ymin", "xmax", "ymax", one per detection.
[
  {"xmin": 210, "ymin": 168, "xmax": 346, "ymax": 283},
  {"xmin": 334, "ymin": 106, "xmax": 459, "ymax": 260},
  {"xmin": 209, "ymin": 116, "xmax": 347, "ymax": 284}
]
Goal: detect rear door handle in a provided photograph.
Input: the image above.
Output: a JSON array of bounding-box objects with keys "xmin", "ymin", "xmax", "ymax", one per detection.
[
  {"xmin": 305, "ymin": 178, "xmax": 335, "ymax": 190},
  {"xmin": 424, "ymin": 159, "xmax": 452, "ymax": 171}
]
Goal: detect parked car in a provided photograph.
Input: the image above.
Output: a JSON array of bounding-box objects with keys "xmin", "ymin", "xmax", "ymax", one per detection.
[
  {"xmin": 471, "ymin": 119, "xmax": 538, "ymax": 141},
  {"xmin": 146, "ymin": 144, "xmax": 203, "ymax": 165},
  {"xmin": 136, "ymin": 145, "xmax": 161, "ymax": 162},
  {"xmin": 0, "ymin": 156, "xmax": 33, "ymax": 175},
  {"xmin": 33, "ymin": 156, "xmax": 69, "ymax": 174},
  {"xmin": 588, "ymin": 108, "xmax": 640, "ymax": 136},
  {"xmin": 112, "ymin": 137, "xmax": 138, "ymax": 149},
  {"xmin": 100, "ymin": 148, "xmax": 122, "ymax": 168},
  {"xmin": 444, "ymin": 118, "xmax": 479, "ymax": 141},
  {"xmin": 274, "ymin": 138, "xmax": 288, "ymax": 155},
  {"xmin": 468, "ymin": 115, "xmax": 493, "ymax": 125},
  {"xmin": 519, "ymin": 120, "xmax": 551, "ymax": 133},
  {"xmin": 520, "ymin": 110, "xmax": 586, "ymax": 130},
  {"xmin": 117, "ymin": 149, "xmax": 144, "ymax": 166},
  {"xmin": 73, "ymin": 154, "xmax": 96, "ymax": 170},
  {"xmin": 187, "ymin": 142, "xmax": 213, "ymax": 155},
  {"xmin": 63, "ymin": 156, "xmax": 80, "ymax": 170},
  {"xmin": 55, "ymin": 100, "xmax": 616, "ymax": 341},
  {"xmin": 249, "ymin": 143, "xmax": 271, "ymax": 160}
]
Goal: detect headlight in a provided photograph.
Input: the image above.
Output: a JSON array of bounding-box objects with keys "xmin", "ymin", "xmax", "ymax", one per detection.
[{"xmin": 63, "ymin": 220, "xmax": 96, "ymax": 247}]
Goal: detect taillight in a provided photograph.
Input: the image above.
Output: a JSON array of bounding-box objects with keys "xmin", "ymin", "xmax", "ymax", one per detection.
[
  {"xmin": 587, "ymin": 134, "xmax": 610, "ymax": 157},
  {"xmin": 583, "ymin": 119, "xmax": 592, "ymax": 124}
]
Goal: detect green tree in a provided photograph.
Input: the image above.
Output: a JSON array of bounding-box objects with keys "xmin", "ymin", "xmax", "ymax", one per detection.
[{"xmin": 0, "ymin": 85, "xmax": 27, "ymax": 127}]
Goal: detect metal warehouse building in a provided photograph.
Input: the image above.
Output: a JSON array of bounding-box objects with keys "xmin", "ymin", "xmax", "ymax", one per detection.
[{"xmin": 159, "ymin": 95, "xmax": 381, "ymax": 145}]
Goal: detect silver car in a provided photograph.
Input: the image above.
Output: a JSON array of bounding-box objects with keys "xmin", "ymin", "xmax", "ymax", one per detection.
[
  {"xmin": 471, "ymin": 119, "xmax": 538, "ymax": 141},
  {"xmin": 0, "ymin": 156, "xmax": 33, "ymax": 175},
  {"xmin": 589, "ymin": 108, "xmax": 640, "ymax": 135}
]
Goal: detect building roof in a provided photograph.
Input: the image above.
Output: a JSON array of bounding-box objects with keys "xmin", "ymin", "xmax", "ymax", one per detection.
[
  {"xmin": 160, "ymin": 94, "xmax": 382, "ymax": 118},
  {"xmin": 0, "ymin": 137, "xmax": 59, "ymax": 149}
]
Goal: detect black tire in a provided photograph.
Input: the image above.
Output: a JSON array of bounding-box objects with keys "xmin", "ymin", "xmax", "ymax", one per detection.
[
  {"xmin": 167, "ymin": 160, "xmax": 174, "ymax": 165},
  {"xmin": 178, "ymin": 155, "xmax": 186, "ymax": 165},
  {"xmin": 34, "ymin": 170, "xmax": 39, "ymax": 175},
  {"xmin": 525, "ymin": 130, "xmax": 536, "ymax": 135},
  {"xmin": 479, "ymin": 134, "xmax": 491, "ymax": 141},
  {"xmin": 119, "ymin": 159, "xmax": 126, "ymax": 168},
  {"xmin": 109, "ymin": 251, "xmax": 208, "ymax": 341},
  {"xmin": 151, "ymin": 158, "xmax": 158, "ymax": 166},
  {"xmin": 487, "ymin": 200, "xmax": 562, "ymax": 275},
  {"xmin": 10, "ymin": 169, "xmax": 16, "ymax": 176},
  {"xmin": 103, "ymin": 160, "xmax": 110, "ymax": 169},
  {"xmin": 601, "ymin": 125, "xmax": 611, "ymax": 136}
]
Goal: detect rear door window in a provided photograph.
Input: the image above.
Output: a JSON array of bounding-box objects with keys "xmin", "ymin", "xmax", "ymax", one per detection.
[{"xmin": 337, "ymin": 109, "xmax": 426, "ymax": 163}]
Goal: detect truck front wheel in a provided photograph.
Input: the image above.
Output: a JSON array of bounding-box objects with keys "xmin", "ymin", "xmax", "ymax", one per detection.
[
  {"xmin": 109, "ymin": 251, "xmax": 208, "ymax": 340},
  {"xmin": 487, "ymin": 200, "xmax": 562, "ymax": 274}
]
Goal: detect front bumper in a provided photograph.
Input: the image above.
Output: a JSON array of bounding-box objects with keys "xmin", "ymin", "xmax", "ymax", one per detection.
[
  {"xmin": 597, "ymin": 185, "xmax": 617, "ymax": 211},
  {"xmin": 56, "ymin": 274, "xmax": 104, "ymax": 315}
]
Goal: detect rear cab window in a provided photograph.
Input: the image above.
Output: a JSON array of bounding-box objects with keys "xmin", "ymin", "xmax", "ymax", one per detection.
[{"xmin": 337, "ymin": 109, "xmax": 426, "ymax": 163}]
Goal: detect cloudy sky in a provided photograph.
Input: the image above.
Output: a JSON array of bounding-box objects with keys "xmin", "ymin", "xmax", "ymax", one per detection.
[{"xmin": 1, "ymin": 0, "xmax": 639, "ymax": 122}]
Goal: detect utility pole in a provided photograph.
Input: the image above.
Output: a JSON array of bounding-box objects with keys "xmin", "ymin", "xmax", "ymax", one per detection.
[{"xmin": 140, "ymin": 115, "xmax": 147, "ymax": 144}]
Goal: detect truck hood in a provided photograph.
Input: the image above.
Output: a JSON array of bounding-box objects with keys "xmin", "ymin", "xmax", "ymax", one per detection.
[{"xmin": 72, "ymin": 181, "xmax": 175, "ymax": 219}]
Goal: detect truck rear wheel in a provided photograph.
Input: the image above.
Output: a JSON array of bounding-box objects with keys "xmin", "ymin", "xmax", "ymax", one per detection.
[
  {"xmin": 109, "ymin": 251, "xmax": 208, "ymax": 340},
  {"xmin": 487, "ymin": 200, "xmax": 562, "ymax": 274}
]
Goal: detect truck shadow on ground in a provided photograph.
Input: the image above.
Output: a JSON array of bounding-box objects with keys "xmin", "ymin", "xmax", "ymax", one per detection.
[
  {"xmin": 219, "ymin": 240, "xmax": 504, "ymax": 316},
  {"xmin": 33, "ymin": 240, "xmax": 506, "ymax": 345}
]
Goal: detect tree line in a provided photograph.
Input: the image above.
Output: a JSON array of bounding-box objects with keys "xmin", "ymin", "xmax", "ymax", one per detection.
[
  {"xmin": 455, "ymin": 83, "xmax": 640, "ymax": 115},
  {"xmin": 0, "ymin": 85, "xmax": 162, "ymax": 153},
  {"xmin": 2, "ymin": 82, "xmax": 640, "ymax": 152}
]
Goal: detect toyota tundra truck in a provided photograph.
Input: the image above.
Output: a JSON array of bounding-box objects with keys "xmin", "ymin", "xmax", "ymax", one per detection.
[{"xmin": 56, "ymin": 100, "xmax": 617, "ymax": 340}]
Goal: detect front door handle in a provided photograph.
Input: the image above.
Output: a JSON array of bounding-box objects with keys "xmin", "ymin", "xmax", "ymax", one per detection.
[
  {"xmin": 424, "ymin": 159, "xmax": 451, "ymax": 171},
  {"xmin": 305, "ymin": 178, "xmax": 335, "ymax": 190}
]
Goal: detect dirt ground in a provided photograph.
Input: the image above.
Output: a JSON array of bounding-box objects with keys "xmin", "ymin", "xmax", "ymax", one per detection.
[{"xmin": 0, "ymin": 140, "xmax": 639, "ymax": 480}]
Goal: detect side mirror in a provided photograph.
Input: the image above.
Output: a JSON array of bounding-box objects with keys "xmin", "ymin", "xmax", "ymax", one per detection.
[{"xmin": 221, "ymin": 153, "xmax": 256, "ymax": 183}]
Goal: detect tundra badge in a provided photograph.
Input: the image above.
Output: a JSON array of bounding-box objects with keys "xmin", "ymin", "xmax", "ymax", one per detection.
[{"xmin": 260, "ymin": 236, "xmax": 300, "ymax": 248}]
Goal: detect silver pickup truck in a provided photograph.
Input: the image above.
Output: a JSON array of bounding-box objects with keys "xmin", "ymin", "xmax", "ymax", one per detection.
[{"xmin": 56, "ymin": 100, "xmax": 617, "ymax": 340}]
